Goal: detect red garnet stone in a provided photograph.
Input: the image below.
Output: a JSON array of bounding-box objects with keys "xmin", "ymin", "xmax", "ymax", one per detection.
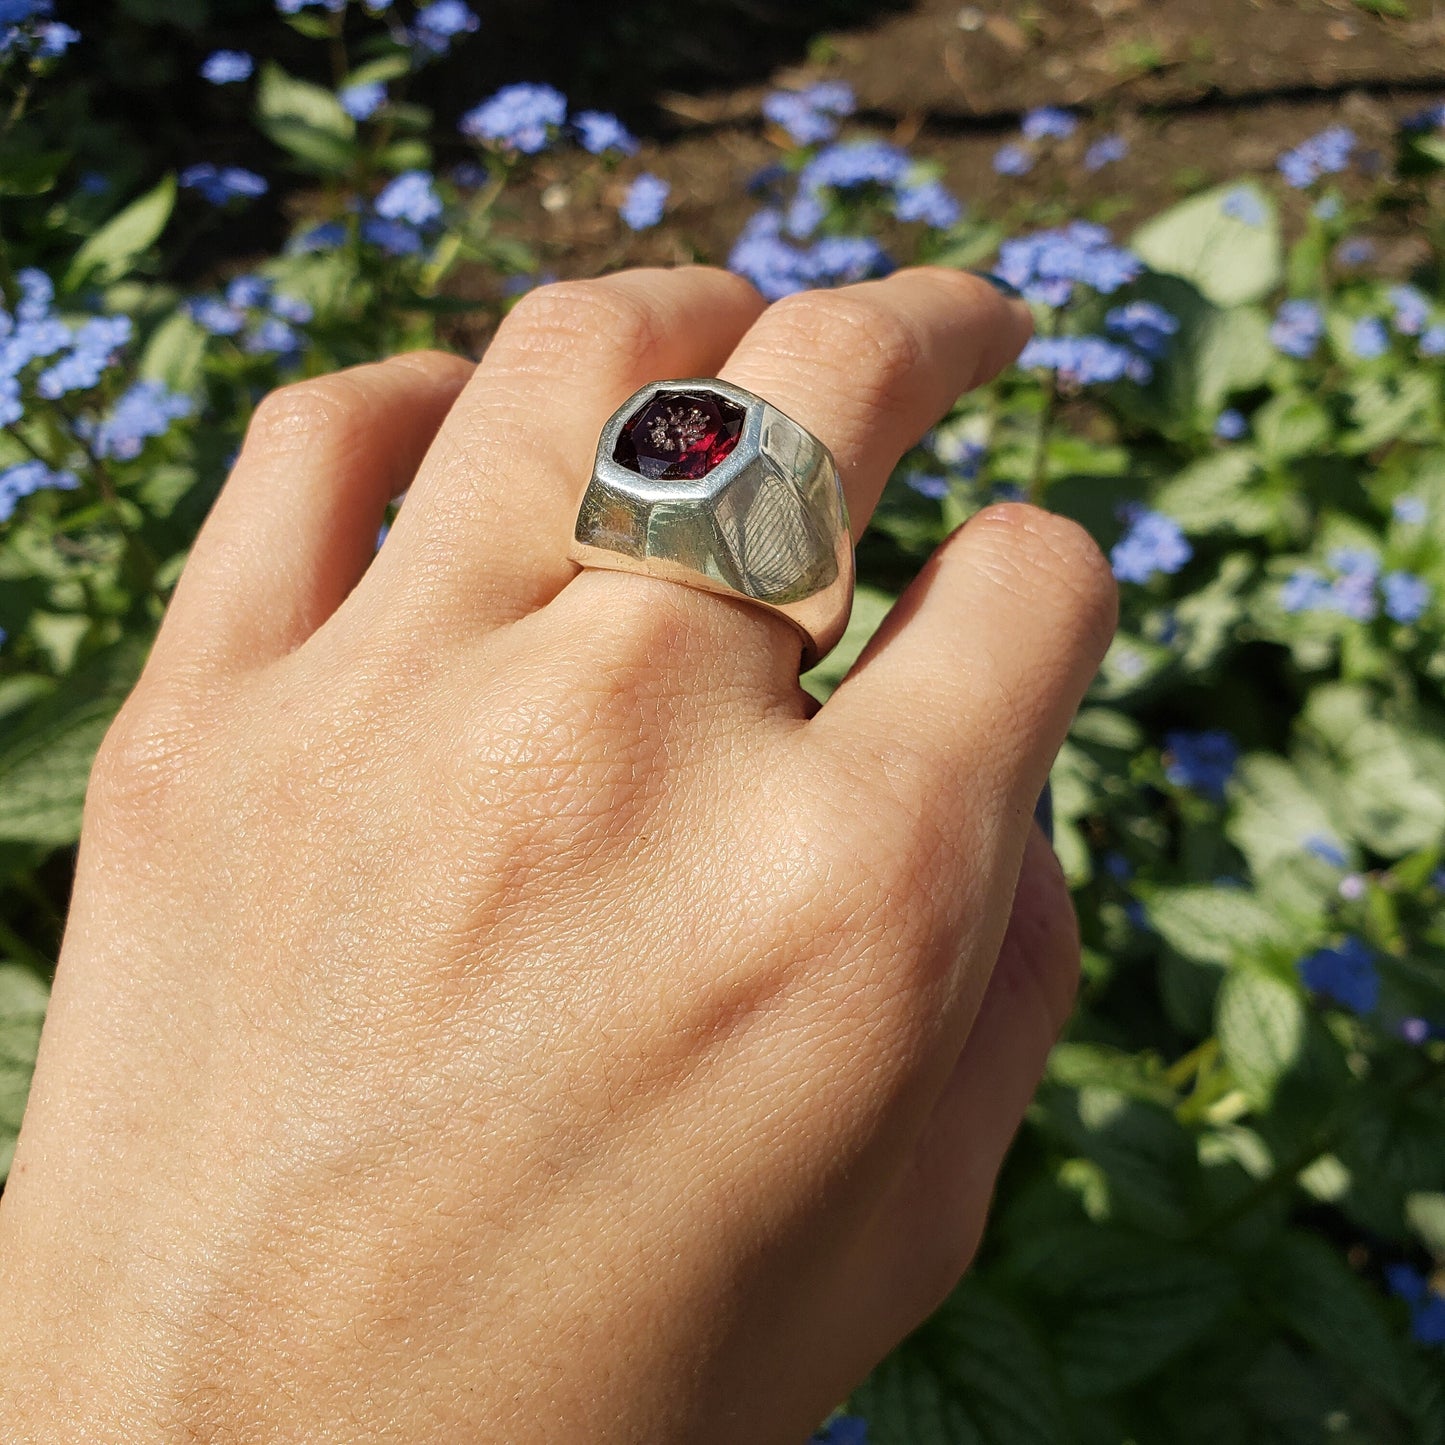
[{"xmin": 613, "ymin": 389, "xmax": 746, "ymax": 481}]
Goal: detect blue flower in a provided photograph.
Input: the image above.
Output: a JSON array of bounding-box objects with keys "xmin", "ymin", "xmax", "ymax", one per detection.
[
  {"xmin": 1111, "ymin": 507, "xmax": 1192, "ymax": 582},
  {"xmin": 1222, "ymin": 186, "xmax": 1267, "ymax": 226},
  {"xmin": 1382, "ymin": 571, "xmax": 1431, "ymax": 624},
  {"xmin": 460, "ymin": 83, "xmax": 567, "ymax": 153},
  {"xmin": 1392, "ymin": 495, "xmax": 1427, "ymax": 525},
  {"xmin": 995, "ymin": 222, "xmax": 1143, "ymax": 307},
  {"xmin": 1300, "ymin": 936, "xmax": 1378, "ymax": 1014},
  {"xmin": 1019, "ymin": 334, "xmax": 1151, "ymax": 386},
  {"xmin": 408, "ymin": 0, "xmax": 478, "ymax": 55},
  {"xmin": 728, "ymin": 210, "xmax": 812, "ymax": 299},
  {"xmin": 1269, "ymin": 299, "xmax": 1324, "ymax": 358},
  {"xmin": 811, "ymin": 1418, "xmax": 868, "ymax": 1445},
  {"xmin": 1163, "ymin": 729, "xmax": 1238, "ymax": 799},
  {"xmin": 1022, "ymin": 106, "xmax": 1076, "ymax": 140},
  {"xmin": 992, "ymin": 143, "xmax": 1033, "ymax": 176},
  {"xmin": 1304, "ymin": 834, "xmax": 1347, "ymax": 867},
  {"xmin": 906, "ymin": 473, "xmax": 950, "ymax": 500},
  {"xmin": 574, "ymin": 110, "xmax": 638, "ymax": 156},
  {"xmin": 807, "ymin": 235, "xmax": 891, "ymax": 285},
  {"xmin": 1280, "ymin": 566, "xmax": 1332, "ymax": 613},
  {"xmin": 1105, "ymin": 300, "xmax": 1179, "ymax": 357},
  {"xmin": 89, "ymin": 380, "xmax": 193, "ymax": 460},
  {"xmin": 226, "ymin": 275, "xmax": 271, "ymax": 310},
  {"xmin": 375, "ymin": 170, "xmax": 443, "ymax": 227},
  {"xmin": 0, "ymin": 459, "xmax": 79, "ymax": 523},
  {"xmin": 619, "ymin": 173, "xmax": 669, "ymax": 231},
  {"xmin": 269, "ymin": 293, "xmax": 313, "ymax": 325},
  {"xmin": 292, "ymin": 220, "xmax": 347, "ymax": 253},
  {"xmin": 801, "ymin": 139, "xmax": 910, "ymax": 192},
  {"xmin": 187, "ymin": 298, "xmax": 246, "ymax": 336},
  {"xmin": 1324, "ymin": 547, "xmax": 1381, "ymax": 622},
  {"xmin": 1277, "ymin": 126, "xmax": 1355, "ymax": 187},
  {"xmin": 1350, "ymin": 315, "xmax": 1390, "ymax": 360},
  {"xmin": 1422, "ymin": 325, "xmax": 1445, "ymax": 357},
  {"xmin": 1334, "ymin": 236, "xmax": 1375, "ymax": 266},
  {"xmin": 35, "ymin": 315, "xmax": 132, "ymax": 398},
  {"xmin": 762, "ymin": 81, "xmax": 855, "ymax": 146},
  {"xmin": 200, "ymin": 49, "xmax": 253, "ymax": 84},
  {"xmin": 1084, "ymin": 134, "xmax": 1127, "ymax": 171},
  {"xmin": 1388, "ymin": 284, "xmax": 1431, "ymax": 336},
  {"xmin": 277, "ymin": 0, "xmax": 345, "ymax": 11},
  {"xmin": 1215, "ymin": 408, "xmax": 1248, "ymax": 440},
  {"xmin": 243, "ymin": 317, "xmax": 301, "ymax": 356},
  {"xmin": 340, "ymin": 80, "xmax": 386, "ymax": 121},
  {"xmin": 1402, "ymin": 101, "xmax": 1445, "ymax": 133},
  {"xmin": 362, "ymin": 217, "xmax": 424, "ymax": 256},
  {"xmin": 1313, "ymin": 195, "xmax": 1342, "ymax": 222},
  {"xmin": 893, "ymin": 178, "xmax": 961, "ymax": 229},
  {"xmin": 784, "ymin": 192, "xmax": 826, "ymax": 239},
  {"xmin": 180, "ymin": 163, "xmax": 268, "ymax": 205}
]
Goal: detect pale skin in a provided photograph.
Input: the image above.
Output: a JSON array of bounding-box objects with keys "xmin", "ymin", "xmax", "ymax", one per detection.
[{"xmin": 0, "ymin": 266, "xmax": 1116, "ymax": 1443}]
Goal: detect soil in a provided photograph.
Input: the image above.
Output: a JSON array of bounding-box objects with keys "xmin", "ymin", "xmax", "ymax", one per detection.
[{"xmin": 453, "ymin": 0, "xmax": 1445, "ymax": 338}]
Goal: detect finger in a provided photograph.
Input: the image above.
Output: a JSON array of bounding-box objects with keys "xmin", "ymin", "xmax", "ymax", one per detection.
[
  {"xmin": 551, "ymin": 268, "xmax": 1032, "ymax": 688},
  {"xmin": 860, "ymin": 829, "xmax": 1079, "ymax": 1329},
  {"xmin": 812, "ymin": 502, "xmax": 1117, "ymax": 871},
  {"xmin": 152, "ymin": 351, "xmax": 473, "ymax": 676},
  {"xmin": 373, "ymin": 268, "xmax": 767, "ymax": 639}
]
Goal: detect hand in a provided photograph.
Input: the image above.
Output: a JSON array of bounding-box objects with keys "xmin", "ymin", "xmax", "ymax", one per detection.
[{"xmin": 0, "ymin": 266, "xmax": 1115, "ymax": 1443}]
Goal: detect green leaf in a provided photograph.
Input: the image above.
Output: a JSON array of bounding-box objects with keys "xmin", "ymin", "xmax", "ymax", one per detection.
[
  {"xmin": 140, "ymin": 309, "xmax": 210, "ymax": 392},
  {"xmin": 1301, "ymin": 686, "xmax": 1445, "ymax": 856},
  {"xmin": 63, "ymin": 174, "xmax": 176, "ymax": 290},
  {"xmin": 257, "ymin": 63, "xmax": 357, "ymax": 174},
  {"xmin": 1040, "ymin": 1230, "xmax": 1240, "ymax": 1396},
  {"xmin": 1152, "ymin": 451, "xmax": 1272, "ymax": 536},
  {"xmin": 1254, "ymin": 391, "xmax": 1333, "ymax": 461},
  {"xmin": 1344, "ymin": 372, "xmax": 1437, "ymax": 454},
  {"xmin": 852, "ymin": 1280, "xmax": 1072, "ymax": 1444},
  {"xmin": 1139, "ymin": 884, "xmax": 1298, "ymax": 967},
  {"xmin": 1254, "ymin": 1232, "xmax": 1412, "ymax": 1411},
  {"xmin": 0, "ymin": 642, "xmax": 146, "ymax": 848},
  {"xmin": 1216, "ymin": 967, "xmax": 1306, "ymax": 1104},
  {"xmin": 802, "ymin": 585, "xmax": 895, "ymax": 702},
  {"xmin": 0, "ymin": 146, "xmax": 69, "ymax": 197},
  {"xmin": 1228, "ymin": 754, "xmax": 1347, "ymax": 877},
  {"xmin": 1132, "ymin": 181, "xmax": 1283, "ymax": 307},
  {"xmin": 0, "ymin": 964, "xmax": 49, "ymax": 1180}
]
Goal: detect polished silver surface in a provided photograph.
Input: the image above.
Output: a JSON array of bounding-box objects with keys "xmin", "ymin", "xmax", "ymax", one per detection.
[{"xmin": 569, "ymin": 378, "xmax": 854, "ymax": 670}]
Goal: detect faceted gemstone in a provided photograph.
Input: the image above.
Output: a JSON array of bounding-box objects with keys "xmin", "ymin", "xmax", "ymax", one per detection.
[{"xmin": 613, "ymin": 389, "xmax": 746, "ymax": 481}]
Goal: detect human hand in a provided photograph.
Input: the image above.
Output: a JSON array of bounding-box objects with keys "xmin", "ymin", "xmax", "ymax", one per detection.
[{"xmin": 0, "ymin": 266, "xmax": 1115, "ymax": 1443}]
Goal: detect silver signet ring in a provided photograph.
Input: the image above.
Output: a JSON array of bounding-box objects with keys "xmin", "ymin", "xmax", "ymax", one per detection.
[{"xmin": 569, "ymin": 379, "xmax": 855, "ymax": 671}]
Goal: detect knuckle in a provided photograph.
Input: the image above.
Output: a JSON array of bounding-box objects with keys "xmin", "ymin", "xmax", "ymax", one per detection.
[
  {"xmin": 497, "ymin": 278, "xmax": 667, "ymax": 372},
  {"xmin": 764, "ymin": 291, "xmax": 927, "ymax": 392},
  {"xmin": 244, "ymin": 374, "xmax": 369, "ymax": 454},
  {"xmin": 88, "ymin": 688, "xmax": 213, "ymax": 820},
  {"xmin": 385, "ymin": 347, "xmax": 474, "ymax": 389},
  {"xmin": 964, "ymin": 503, "xmax": 1119, "ymax": 650}
]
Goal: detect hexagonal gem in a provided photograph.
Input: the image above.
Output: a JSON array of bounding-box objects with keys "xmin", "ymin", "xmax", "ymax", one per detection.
[{"xmin": 613, "ymin": 389, "xmax": 746, "ymax": 481}]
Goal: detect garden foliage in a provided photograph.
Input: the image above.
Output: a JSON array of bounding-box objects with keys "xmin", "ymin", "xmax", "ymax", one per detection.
[{"xmin": 2, "ymin": 2, "xmax": 1444, "ymax": 1439}]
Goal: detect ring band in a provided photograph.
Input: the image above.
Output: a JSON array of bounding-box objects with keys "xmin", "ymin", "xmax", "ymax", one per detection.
[{"xmin": 569, "ymin": 379, "xmax": 854, "ymax": 670}]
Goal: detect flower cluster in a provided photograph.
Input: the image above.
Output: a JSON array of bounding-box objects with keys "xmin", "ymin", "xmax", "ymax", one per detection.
[
  {"xmin": 994, "ymin": 222, "xmax": 1143, "ymax": 307},
  {"xmin": 461, "ymin": 82, "xmax": 568, "ymax": 154},
  {"xmin": 187, "ymin": 274, "xmax": 314, "ymax": 356},
  {"xmin": 762, "ymin": 81, "xmax": 856, "ymax": 146},
  {"xmin": 0, "ymin": 0, "xmax": 78, "ymax": 59},
  {"xmin": 0, "ymin": 459, "xmax": 78, "ymax": 523},
  {"xmin": 181, "ymin": 163, "xmax": 268, "ymax": 206},
  {"xmin": 1281, "ymin": 549, "xmax": 1432, "ymax": 625},
  {"xmin": 1276, "ymin": 126, "xmax": 1355, "ymax": 188},
  {"xmin": 1111, "ymin": 507, "xmax": 1192, "ymax": 582},
  {"xmin": 2, "ymin": 270, "xmax": 133, "ymax": 426}
]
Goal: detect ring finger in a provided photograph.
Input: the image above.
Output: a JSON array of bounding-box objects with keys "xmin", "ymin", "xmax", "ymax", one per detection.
[{"xmin": 549, "ymin": 269, "xmax": 1033, "ymax": 688}]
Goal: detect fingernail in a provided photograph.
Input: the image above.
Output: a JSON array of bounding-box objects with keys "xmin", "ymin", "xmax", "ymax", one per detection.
[
  {"xmin": 1033, "ymin": 781, "xmax": 1054, "ymax": 844},
  {"xmin": 968, "ymin": 269, "xmax": 1023, "ymax": 300}
]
